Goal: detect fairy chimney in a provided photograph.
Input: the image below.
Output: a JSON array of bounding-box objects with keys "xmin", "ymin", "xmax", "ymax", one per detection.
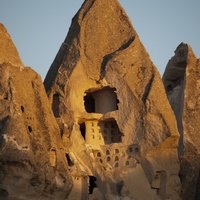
[
  {"xmin": 0, "ymin": 23, "xmax": 72, "ymax": 200},
  {"xmin": 44, "ymin": 0, "xmax": 181, "ymax": 199},
  {"xmin": 163, "ymin": 43, "xmax": 200, "ymax": 200}
]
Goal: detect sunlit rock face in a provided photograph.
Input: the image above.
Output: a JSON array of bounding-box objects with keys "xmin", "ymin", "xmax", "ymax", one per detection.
[
  {"xmin": 0, "ymin": 24, "xmax": 24, "ymax": 68},
  {"xmin": 0, "ymin": 24, "xmax": 72, "ymax": 200},
  {"xmin": 44, "ymin": 0, "xmax": 181, "ymax": 199},
  {"xmin": 163, "ymin": 43, "xmax": 200, "ymax": 200}
]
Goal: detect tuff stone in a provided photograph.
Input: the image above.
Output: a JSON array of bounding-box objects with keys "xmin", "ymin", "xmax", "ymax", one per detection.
[
  {"xmin": 0, "ymin": 23, "xmax": 24, "ymax": 68},
  {"xmin": 163, "ymin": 43, "xmax": 200, "ymax": 200},
  {"xmin": 0, "ymin": 26, "xmax": 72, "ymax": 199},
  {"xmin": 44, "ymin": 0, "xmax": 181, "ymax": 199}
]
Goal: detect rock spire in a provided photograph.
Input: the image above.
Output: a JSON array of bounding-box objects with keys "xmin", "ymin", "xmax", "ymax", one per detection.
[
  {"xmin": 44, "ymin": 0, "xmax": 181, "ymax": 199},
  {"xmin": 0, "ymin": 24, "xmax": 72, "ymax": 199},
  {"xmin": 163, "ymin": 43, "xmax": 200, "ymax": 200}
]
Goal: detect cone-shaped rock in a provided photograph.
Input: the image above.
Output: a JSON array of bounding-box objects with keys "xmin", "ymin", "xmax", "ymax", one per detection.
[
  {"xmin": 45, "ymin": 0, "xmax": 181, "ymax": 199},
  {"xmin": 0, "ymin": 25, "xmax": 72, "ymax": 199},
  {"xmin": 0, "ymin": 23, "xmax": 24, "ymax": 68},
  {"xmin": 163, "ymin": 43, "xmax": 200, "ymax": 200}
]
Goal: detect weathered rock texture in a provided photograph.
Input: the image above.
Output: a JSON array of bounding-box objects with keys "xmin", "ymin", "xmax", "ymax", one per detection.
[
  {"xmin": 0, "ymin": 24, "xmax": 24, "ymax": 68},
  {"xmin": 163, "ymin": 43, "xmax": 200, "ymax": 200},
  {"xmin": 44, "ymin": 0, "xmax": 181, "ymax": 199},
  {"xmin": 0, "ymin": 24, "xmax": 72, "ymax": 200}
]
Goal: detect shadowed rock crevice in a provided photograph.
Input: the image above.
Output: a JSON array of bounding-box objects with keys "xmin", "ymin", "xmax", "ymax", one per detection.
[
  {"xmin": 142, "ymin": 75, "xmax": 154, "ymax": 103},
  {"xmin": 162, "ymin": 43, "xmax": 188, "ymax": 156},
  {"xmin": 100, "ymin": 36, "xmax": 135, "ymax": 79}
]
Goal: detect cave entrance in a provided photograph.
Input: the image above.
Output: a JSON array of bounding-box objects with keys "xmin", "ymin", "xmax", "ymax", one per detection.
[
  {"xmin": 88, "ymin": 176, "xmax": 97, "ymax": 195},
  {"xmin": 84, "ymin": 87, "xmax": 119, "ymax": 114}
]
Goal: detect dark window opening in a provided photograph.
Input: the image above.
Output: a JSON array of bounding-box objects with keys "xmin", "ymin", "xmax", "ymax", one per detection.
[
  {"xmin": 52, "ymin": 93, "xmax": 60, "ymax": 117},
  {"xmin": 3, "ymin": 93, "xmax": 8, "ymax": 100},
  {"xmin": 115, "ymin": 149, "xmax": 119, "ymax": 154},
  {"xmin": 79, "ymin": 122, "xmax": 86, "ymax": 140},
  {"xmin": 97, "ymin": 152, "xmax": 101, "ymax": 157},
  {"xmin": 84, "ymin": 87, "xmax": 119, "ymax": 114},
  {"xmin": 106, "ymin": 150, "xmax": 110, "ymax": 155},
  {"xmin": 103, "ymin": 130, "xmax": 107, "ymax": 134},
  {"xmin": 21, "ymin": 106, "xmax": 24, "ymax": 113},
  {"xmin": 104, "ymin": 123, "xmax": 108, "ymax": 128},
  {"xmin": 126, "ymin": 161, "xmax": 129, "ymax": 165},
  {"xmin": 111, "ymin": 130, "xmax": 115, "ymax": 135},
  {"xmin": 89, "ymin": 176, "xmax": 97, "ymax": 195},
  {"xmin": 115, "ymin": 156, "xmax": 119, "ymax": 161},
  {"xmin": 107, "ymin": 157, "xmax": 111, "ymax": 161},
  {"xmin": 99, "ymin": 159, "xmax": 103, "ymax": 163},
  {"xmin": 84, "ymin": 93, "xmax": 95, "ymax": 113},
  {"xmin": 28, "ymin": 126, "xmax": 32, "ymax": 133},
  {"xmin": 129, "ymin": 147, "xmax": 133, "ymax": 152},
  {"xmin": 135, "ymin": 147, "xmax": 139, "ymax": 152},
  {"xmin": 66, "ymin": 154, "xmax": 74, "ymax": 167},
  {"xmin": 115, "ymin": 163, "xmax": 119, "ymax": 168}
]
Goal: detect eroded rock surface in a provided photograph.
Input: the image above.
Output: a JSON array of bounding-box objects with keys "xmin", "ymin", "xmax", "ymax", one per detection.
[
  {"xmin": 163, "ymin": 43, "xmax": 200, "ymax": 200},
  {"xmin": 45, "ymin": 0, "xmax": 181, "ymax": 199},
  {"xmin": 0, "ymin": 24, "xmax": 24, "ymax": 68},
  {"xmin": 0, "ymin": 24, "xmax": 72, "ymax": 200}
]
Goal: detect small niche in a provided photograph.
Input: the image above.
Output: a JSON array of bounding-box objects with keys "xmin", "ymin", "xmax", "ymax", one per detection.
[
  {"xmin": 115, "ymin": 163, "xmax": 119, "ymax": 168},
  {"xmin": 115, "ymin": 156, "xmax": 119, "ymax": 161},
  {"xmin": 21, "ymin": 106, "xmax": 24, "ymax": 113},
  {"xmin": 126, "ymin": 161, "xmax": 129, "ymax": 165},
  {"xmin": 135, "ymin": 147, "xmax": 139, "ymax": 152},
  {"xmin": 88, "ymin": 176, "xmax": 97, "ymax": 195},
  {"xmin": 66, "ymin": 154, "xmax": 74, "ymax": 167},
  {"xmin": 106, "ymin": 150, "xmax": 110, "ymax": 155},
  {"xmin": 28, "ymin": 126, "xmax": 32, "ymax": 133},
  {"xmin": 97, "ymin": 152, "xmax": 101, "ymax": 157},
  {"xmin": 84, "ymin": 87, "xmax": 119, "ymax": 114},
  {"xmin": 115, "ymin": 149, "xmax": 119, "ymax": 154},
  {"xmin": 3, "ymin": 93, "xmax": 8, "ymax": 100},
  {"xmin": 79, "ymin": 122, "xmax": 86, "ymax": 140},
  {"xmin": 107, "ymin": 157, "xmax": 111, "ymax": 162}
]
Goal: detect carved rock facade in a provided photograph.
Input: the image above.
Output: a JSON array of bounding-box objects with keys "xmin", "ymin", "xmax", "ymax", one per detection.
[
  {"xmin": 0, "ymin": 24, "xmax": 72, "ymax": 200},
  {"xmin": 44, "ymin": 0, "xmax": 180, "ymax": 199}
]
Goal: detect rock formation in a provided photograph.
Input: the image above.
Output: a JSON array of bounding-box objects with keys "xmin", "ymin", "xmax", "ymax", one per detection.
[
  {"xmin": 44, "ymin": 0, "xmax": 181, "ymax": 199},
  {"xmin": 0, "ymin": 24, "xmax": 72, "ymax": 200},
  {"xmin": 163, "ymin": 43, "xmax": 200, "ymax": 200}
]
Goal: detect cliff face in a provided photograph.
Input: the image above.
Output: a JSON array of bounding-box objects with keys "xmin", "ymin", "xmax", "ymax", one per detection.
[
  {"xmin": 163, "ymin": 43, "xmax": 200, "ymax": 200},
  {"xmin": 0, "ymin": 24, "xmax": 72, "ymax": 200},
  {"xmin": 44, "ymin": 0, "xmax": 180, "ymax": 199}
]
